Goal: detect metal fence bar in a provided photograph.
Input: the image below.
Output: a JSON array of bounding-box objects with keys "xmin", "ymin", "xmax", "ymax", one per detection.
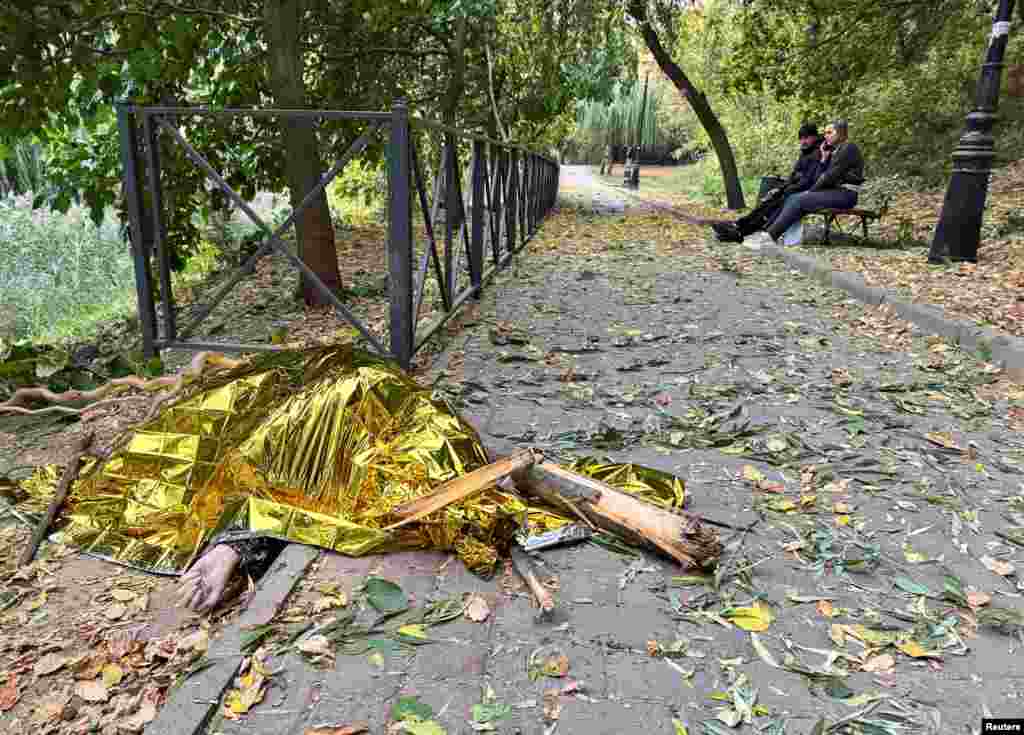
[
  {"xmin": 157, "ymin": 340, "xmax": 287, "ymax": 353},
  {"xmin": 139, "ymin": 106, "xmax": 392, "ymax": 121},
  {"xmin": 142, "ymin": 113, "xmax": 177, "ymax": 341},
  {"xmin": 470, "ymin": 140, "xmax": 485, "ymax": 294},
  {"xmin": 177, "ymin": 122, "xmax": 382, "ymax": 340},
  {"xmin": 388, "ymin": 101, "xmax": 414, "ymax": 368},
  {"xmin": 507, "ymin": 150, "xmax": 519, "ymax": 252},
  {"xmin": 115, "ymin": 104, "xmax": 158, "ymax": 359},
  {"xmin": 453, "ymin": 146, "xmax": 473, "ymax": 293},
  {"xmin": 410, "ymin": 138, "xmax": 448, "ymax": 316},
  {"xmin": 444, "ymin": 137, "xmax": 457, "ymax": 308},
  {"xmin": 154, "ymin": 116, "xmax": 388, "ymax": 356},
  {"xmin": 490, "ymin": 147, "xmax": 505, "ymax": 266}
]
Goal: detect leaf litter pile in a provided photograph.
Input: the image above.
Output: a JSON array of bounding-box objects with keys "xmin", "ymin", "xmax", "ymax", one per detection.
[{"xmin": 0, "ymin": 536, "xmax": 243, "ymax": 735}]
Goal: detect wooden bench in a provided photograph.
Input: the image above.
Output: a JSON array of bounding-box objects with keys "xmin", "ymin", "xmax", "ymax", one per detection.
[{"xmin": 809, "ymin": 194, "xmax": 891, "ymax": 245}]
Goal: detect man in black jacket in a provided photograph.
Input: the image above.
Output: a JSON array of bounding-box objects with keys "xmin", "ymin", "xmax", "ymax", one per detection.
[
  {"xmin": 712, "ymin": 122, "xmax": 823, "ymax": 243},
  {"xmin": 765, "ymin": 119, "xmax": 865, "ymax": 242}
]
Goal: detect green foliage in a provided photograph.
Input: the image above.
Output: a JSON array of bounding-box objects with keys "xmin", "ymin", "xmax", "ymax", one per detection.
[
  {"xmin": 631, "ymin": 0, "xmax": 1024, "ymax": 188},
  {"xmin": 0, "ymin": 139, "xmax": 48, "ymax": 198},
  {"xmin": 575, "ymin": 80, "xmax": 667, "ymax": 161},
  {"xmin": 0, "ymin": 194, "xmax": 135, "ymax": 343},
  {"xmin": 327, "ymin": 159, "xmax": 387, "ymax": 224},
  {"xmin": 717, "ymin": 0, "xmax": 1024, "ymax": 183}
]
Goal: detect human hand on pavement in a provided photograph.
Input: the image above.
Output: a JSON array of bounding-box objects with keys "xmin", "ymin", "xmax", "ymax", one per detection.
[{"xmin": 176, "ymin": 544, "xmax": 241, "ymax": 613}]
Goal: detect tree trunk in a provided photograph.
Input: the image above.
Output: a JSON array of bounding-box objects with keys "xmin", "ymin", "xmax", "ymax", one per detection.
[
  {"xmin": 263, "ymin": 0, "xmax": 342, "ymax": 306},
  {"xmin": 443, "ymin": 14, "xmax": 469, "ymax": 125},
  {"xmin": 628, "ymin": 1, "xmax": 745, "ymax": 210}
]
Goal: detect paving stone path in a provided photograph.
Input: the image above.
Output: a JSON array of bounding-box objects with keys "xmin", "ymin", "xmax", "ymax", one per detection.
[{"xmin": 204, "ymin": 168, "xmax": 1024, "ymax": 735}]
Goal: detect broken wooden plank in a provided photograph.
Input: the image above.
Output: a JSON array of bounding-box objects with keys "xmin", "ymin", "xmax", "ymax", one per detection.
[
  {"xmin": 510, "ymin": 546, "xmax": 555, "ymax": 620},
  {"xmin": 513, "ymin": 460, "xmax": 721, "ymax": 570},
  {"xmin": 20, "ymin": 431, "xmax": 94, "ymax": 566},
  {"xmin": 386, "ymin": 448, "xmax": 537, "ymax": 530}
]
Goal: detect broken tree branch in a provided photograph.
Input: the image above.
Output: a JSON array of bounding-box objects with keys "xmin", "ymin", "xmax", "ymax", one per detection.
[
  {"xmin": 514, "ymin": 461, "xmax": 722, "ymax": 570},
  {"xmin": 510, "ymin": 546, "xmax": 555, "ymax": 620},
  {"xmin": 19, "ymin": 431, "xmax": 94, "ymax": 566},
  {"xmin": 386, "ymin": 449, "xmax": 537, "ymax": 529}
]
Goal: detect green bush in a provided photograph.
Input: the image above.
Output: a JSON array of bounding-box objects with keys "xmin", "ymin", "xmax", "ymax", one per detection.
[
  {"xmin": 327, "ymin": 158, "xmax": 387, "ymax": 224},
  {"xmin": 665, "ymin": 0, "xmax": 1024, "ymax": 187},
  {"xmin": 0, "ymin": 194, "xmax": 136, "ymax": 342}
]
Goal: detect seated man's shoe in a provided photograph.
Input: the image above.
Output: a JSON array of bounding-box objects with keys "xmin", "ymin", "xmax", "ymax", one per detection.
[{"xmin": 711, "ymin": 222, "xmax": 743, "ymax": 243}]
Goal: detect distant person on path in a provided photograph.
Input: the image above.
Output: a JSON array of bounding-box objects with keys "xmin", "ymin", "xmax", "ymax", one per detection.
[
  {"xmin": 712, "ymin": 122, "xmax": 823, "ymax": 243},
  {"xmin": 601, "ymin": 144, "xmax": 615, "ymax": 176},
  {"xmin": 763, "ymin": 119, "xmax": 865, "ymax": 243}
]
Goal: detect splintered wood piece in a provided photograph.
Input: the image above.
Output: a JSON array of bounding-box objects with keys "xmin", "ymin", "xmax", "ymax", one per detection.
[
  {"xmin": 513, "ymin": 461, "xmax": 721, "ymax": 570},
  {"xmin": 510, "ymin": 546, "xmax": 555, "ymax": 619},
  {"xmin": 20, "ymin": 432, "xmax": 94, "ymax": 566},
  {"xmin": 386, "ymin": 449, "xmax": 537, "ymax": 530}
]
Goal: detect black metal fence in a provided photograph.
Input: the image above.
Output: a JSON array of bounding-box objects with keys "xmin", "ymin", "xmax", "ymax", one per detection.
[{"xmin": 116, "ymin": 100, "xmax": 560, "ymax": 368}]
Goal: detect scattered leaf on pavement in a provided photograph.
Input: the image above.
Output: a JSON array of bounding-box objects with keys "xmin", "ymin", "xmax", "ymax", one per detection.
[
  {"xmin": 542, "ymin": 653, "xmax": 570, "ymax": 677},
  {"xmin": 723, "ymin": 602, "xmax": 774, "ymax": 631},
  {"xmin": 34, "ymin": 652, "xmax": 68, "ymax": 676},
  {"xmin": 862, "ymin": 654, "xmax": 895, "ymax": 673},
  {"xmin": 104, "ymin": 602, "xmax": 128, "ymax": 620},
  {"xmin": 0, "ymin": 673, "xmax": 19, "ymax": 711},
  {"xmin": 297, "ymin": 635, "xmax": 333, "ymax": 656},
  {"xmin": 305, "ymin": 723, "xmax": 369, "ymax": 735},
  {"xmin": 75, "ymin": 678, "xmax": 110, "ymax": 703},
  {"xmin": 464, "ymin": 593, "xmax": 491, "ymax": 622},
  {"xmin": 542, "ymin": 688, "xmax": 561, "ymax": 721},
  {"xmin": 981, "ymin": 555, "xmax": 1016, "ymax": 577},
  {"xmin": 365, "ymin": 577, "xmax": 409, "ymax": 614},
  {"xmin": 101, "ymin": 662, "xmax": 124, "ymax": 687},
  {"xmin": 225, "ymin": 656, "xmax": 269, "ymax": 716},
  {"xmin": 392, "ymin": 696, "xmax": 434, "ymax": 722}
]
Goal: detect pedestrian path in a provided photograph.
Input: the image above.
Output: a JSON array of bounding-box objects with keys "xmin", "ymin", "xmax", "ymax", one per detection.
[{"xmin": 204, "ymin": 171, "xmax": 1024, "ymax": 735}]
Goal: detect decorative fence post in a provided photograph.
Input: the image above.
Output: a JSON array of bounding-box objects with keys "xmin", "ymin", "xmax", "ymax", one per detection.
[
  {"xmin": 470, "ymin": 140, "xmax": 486, "ymax": 295},
  {"xmin": 141, "ymin": 113, "xmax": 177, "ymax": 342},
  {"xmin": 116, "ymin": 102, "xmax": 158, "ymax": 359},
  {"xmin": 388, "ymin": 100, "xmax": 414, "ymax": 368}
]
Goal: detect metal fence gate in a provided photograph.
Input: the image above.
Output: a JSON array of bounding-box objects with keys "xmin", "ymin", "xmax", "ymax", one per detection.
[{"xmin": 116, "ymin": 100, "xmax": 560, "ymax": 368}]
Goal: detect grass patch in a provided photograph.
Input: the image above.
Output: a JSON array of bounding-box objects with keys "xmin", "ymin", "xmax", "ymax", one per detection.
[
  {"xmin": 0, "ymin": 194, "xmax": 136, "ymax": 344},
  {"xmin": 597, "ymin": 158, "xmax": 760, "ymax": 210}
]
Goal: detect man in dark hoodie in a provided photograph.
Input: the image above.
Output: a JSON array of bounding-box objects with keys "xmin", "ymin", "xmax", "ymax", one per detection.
[
  {"xmin": 712, "ymin": 122, "xmax": 823, "ymax": 243},
  {"xmin": 764, "ymin": 118, "xmax": 865, "ymax": 242}
]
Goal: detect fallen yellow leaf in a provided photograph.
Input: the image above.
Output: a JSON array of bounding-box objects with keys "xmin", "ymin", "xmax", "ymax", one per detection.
[
  {"xmin": 101, "ymin": 663, "xmax": 124, "ymax": 688},
  {"xmin": 725, "ymin": 602, "xmax": 774, "ymax": 632},
  {"xmin": 397, "ymin": 624, "xmax": 428, "ymax": 640},
  {"xmin": 897, "ymin": 641, "xmax": 940, "ymax": 659}
]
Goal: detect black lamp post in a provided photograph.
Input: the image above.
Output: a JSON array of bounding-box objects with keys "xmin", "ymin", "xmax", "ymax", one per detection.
[{"xmin": 928, "ymin": 0, "xmax": 1016, "ymax": 263}]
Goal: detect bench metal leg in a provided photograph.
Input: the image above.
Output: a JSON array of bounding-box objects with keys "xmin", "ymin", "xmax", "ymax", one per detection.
[
  {"xmin": 862, "ymin": 217, "xmax": 869, "ymax": 241},
  {"xmin": 823, "ymin": 214, "xmax": 833, "ymax": 245}
]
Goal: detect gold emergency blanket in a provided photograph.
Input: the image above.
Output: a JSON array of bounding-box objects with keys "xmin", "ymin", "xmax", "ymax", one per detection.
[{"xmin": 18, "ymin": 346, "xmax": 687, "ymax": 575}]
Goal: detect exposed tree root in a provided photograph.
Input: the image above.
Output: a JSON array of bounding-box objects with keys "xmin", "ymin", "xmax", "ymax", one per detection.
[{"xmin": 0, "ymin": 351, "xmax": 245, "ymax": 418}]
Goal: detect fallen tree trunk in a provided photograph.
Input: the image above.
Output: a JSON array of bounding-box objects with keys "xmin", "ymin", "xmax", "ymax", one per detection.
[{"xmin": 513, "ymin": 460, "xmax": 721, "ymax": 570}]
